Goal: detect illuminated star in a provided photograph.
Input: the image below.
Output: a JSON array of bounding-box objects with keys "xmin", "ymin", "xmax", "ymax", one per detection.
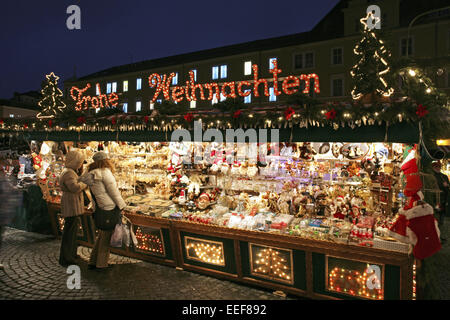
[
  {"xmin": 360, "ymin": 12, "xmax": 380, "ymax": 30},
  {"xmin": 46, "ymin": 72, "xmax": 59, "ymax": 83}
]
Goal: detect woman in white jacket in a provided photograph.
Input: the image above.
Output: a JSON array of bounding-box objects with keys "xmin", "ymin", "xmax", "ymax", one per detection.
[{"xmin": 80, "ymin": 151, "xmax": 126, "ymax": 269}]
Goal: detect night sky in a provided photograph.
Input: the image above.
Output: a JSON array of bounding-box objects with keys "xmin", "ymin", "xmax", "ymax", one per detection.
[{"xmin": 0, "ymin": 0, "xmax": 339, "ymax": 99}]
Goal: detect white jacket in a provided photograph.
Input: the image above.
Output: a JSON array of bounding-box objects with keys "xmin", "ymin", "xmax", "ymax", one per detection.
[{"xmin": 80, "ymin": 168, "xmax": 126, "ymax": 211}]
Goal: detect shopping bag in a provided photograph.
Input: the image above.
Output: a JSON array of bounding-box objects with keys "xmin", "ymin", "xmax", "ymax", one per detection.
[
  {"xmin": 110, "ymin": 223, "xmax": 124, "ymax": 247},
  {"xmin": 122, "ymin": 224, "xmax": 131, "ymax": 247}
]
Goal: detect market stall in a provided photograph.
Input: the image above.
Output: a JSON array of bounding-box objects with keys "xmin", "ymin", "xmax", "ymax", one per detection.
[{"xmin": 39, "ymin": 134, "xmax": 426, "ymax": 300}]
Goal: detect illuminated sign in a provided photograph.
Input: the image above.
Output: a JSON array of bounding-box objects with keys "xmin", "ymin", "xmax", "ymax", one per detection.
[
  {"xmin": 149, "ymin": 61, "xmax": 320, "ymax": 103},
  {"xmin": 70, "ymin": 83, "xmax": 118, "ymax": 111},
  {"xmin": 69, "ymin": 61, "xmax": 320, "ymax": 110}
]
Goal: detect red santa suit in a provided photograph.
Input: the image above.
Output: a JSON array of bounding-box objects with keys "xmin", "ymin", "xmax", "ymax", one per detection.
[
  {"xmin": 400, "ymin": 147, "xmax": 423, "ymax": 210},
  {"xmin": 405, "ymin": 203, "xmax": 441, "ymax": 260}
]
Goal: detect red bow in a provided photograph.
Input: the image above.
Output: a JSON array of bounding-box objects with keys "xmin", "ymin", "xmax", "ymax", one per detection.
[
  {"xmin": 325, "ymin": 109, "xmax": 337, "ymax": 120},
  {"xmin": 111, "ymin": 117, "xmax": 117, "ymax": 125},
  {"xmin": 144, "ymin": 116, "xmax": 149, "ymax": 123},
  {"xmin": 416, "ymin": 104, "xmax": 429, "ymax": 118},
  {"xmin": 48, "ymin": 120, "xmax": 53, "ymax": 128},
  {"xmin": 0, "ymin": 119, "xmax": 4, "ymax": 125},
  {"xmin": 24, "ymin": 123, "xmax": 28, "ymax": 129},
  {"xmin": 284, "ymin": 107, "xmax": 295, "ymax": 120},
  {"xmin": 77, "ymin": 116, "xmax": 86, "ymax": 124},
  {"xmin": 233, "ymin": 110, "xmax": 242, "ymax": 118},
  {"xmin": 184, "ymin": 113, "xmax": 194, "ymax": 122}
]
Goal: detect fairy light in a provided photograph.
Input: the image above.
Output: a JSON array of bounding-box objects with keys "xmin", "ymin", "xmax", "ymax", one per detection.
[
  {"xmin": 37, "ymin": 72, "xmax": 66, "ymax": 119},
  {"xmin": 408, "ymin": 69, "xmax": 416, "ymax": 77},
  {"xmin": 328, "ymin": 266, "xmax": 383, "ymax": 300},
  {"xmin": 253, "ymin": 248, "xmax": 291, "ymax": 282},
  {"xmin": 135, "ymin": 227, "xmax": 164, "ymax": 254},
  {"xmin": 426, "ymin": 88, "xmax": 431, "ymax": 94},
  {"xmin": 186, "ymin": 242, "xmax": 224, "ymax": 265},
  {"xmin": 351, "ymin": 12, "xmax": 394, "ymax": 99}
]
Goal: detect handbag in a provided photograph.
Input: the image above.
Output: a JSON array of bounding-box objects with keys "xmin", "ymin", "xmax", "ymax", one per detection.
[{"xmin": 90, "ymin": 187, "xmax": 121, "ymax": 231}]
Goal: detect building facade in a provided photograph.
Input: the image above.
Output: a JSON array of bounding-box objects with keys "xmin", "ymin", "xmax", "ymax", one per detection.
[{"xmin": 64, "ymin": 0, "xmax": 450, "ymax": 114}]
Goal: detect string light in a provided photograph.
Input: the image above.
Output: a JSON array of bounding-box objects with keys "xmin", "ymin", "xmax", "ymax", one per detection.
[
  {"xmin": 328, "ymin": 266, "xmax": 383, "ymax": 300},
  {"xmin": 252, "ymin": 248, "xmax": 292, "ymax": 282},
  {"xmin": 408, "ymin": 70, "xmax": 416, "ymax": 77},
  {"xmin": 135, "ymin": 227, "xmax": 164, "ymax": 254},
  {"xmin": 37, "ymin": 72, "xmax": 66, "ymax": 119},
  {"xmin": 186, "ymin": 241, "xmax": 224, "ymax": 265}
]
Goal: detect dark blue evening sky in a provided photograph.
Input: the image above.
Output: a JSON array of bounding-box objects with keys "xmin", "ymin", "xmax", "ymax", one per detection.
[{"xmin": 0, "ymin": 0, "xmax": 339, "ymax": 99}]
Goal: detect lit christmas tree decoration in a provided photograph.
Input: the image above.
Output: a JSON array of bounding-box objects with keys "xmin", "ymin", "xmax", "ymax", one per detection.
[
  {"xmin": 252, "ymin": 247, "xmax": 292, "ymax": 283},
  {"xmin": 37, "ymin": 72, "xmax": 66, "ymax": 119},
  {"xmin": 350, "ymin": 12, "xmax": 394, "ymax": 100}
]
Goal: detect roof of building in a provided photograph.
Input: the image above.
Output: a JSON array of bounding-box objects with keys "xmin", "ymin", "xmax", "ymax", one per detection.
[
  {"xmin": 71, "ymin": 0, "xmax": 449, "ymax": 82},
  {"xmin": 0, "ymin": 99, "xmax": 40, "ymax": 111}
]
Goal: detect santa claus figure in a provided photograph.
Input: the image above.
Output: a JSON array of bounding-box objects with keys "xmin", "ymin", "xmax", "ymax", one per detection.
[
  {"xmin": 400, "ymin": 146, "xmax": 423, "ymax": 210},
  {"xmin": 333, "ymin": 196, "xmax": 348, "ymax": 220},
  {"xmin": 405, "ymin": 203, "xmax": 441, "ymax": 260}
]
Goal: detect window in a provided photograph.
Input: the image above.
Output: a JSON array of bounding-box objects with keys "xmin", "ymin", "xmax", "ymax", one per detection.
[
  {"xmin": 136, "ymin": 101, "xmax": 142, "ymax": 112},
  {"xmin": 190, "ymin": 100, "xmax": 196, "ymax": 109},
  {"xmin": 220, "ymin": 65, "xmax": 227, "ymax": 79},
  {"xmin": 192, "ymin": 69, "xmax": 197, "ymax": 81},
  {"xmin": 123, "ymin": 80, "xmax": 128, "ymax": 92},
  {"xmin": 122, "ymin": 103, "xmax": 128, "ymax": 113},
  {"xmin": 400, "ymin": 37, "xmax": 413, "ymax": 56},
  {"xmin": 156, "ymin": 99, "xmax": 162, "ymax": 104},
  {"xmin": 172, "ymin": 73, "xmax": 178, "ymax": 85},
  {"xmin": 269, "ymin": 57, "xmax": 277, "ymax": 70},
  {"xmin": 220, "ymin": 92, "xmax": 226, "ymax": 102},
  {"xmin": 9, "ymin": 114, "xmax": 14, "ymax": 118},
  {"xmin": 331, "ymin": 77, "xmax": 344, "ymax": 97},
  {"xmin": 332, "ymin": 48, "xmax": 343, "ymax": 65},
  {"xmin": 212, "ymin": 66, "xmax": 219, "ymax": 80},
  {"xmin": 112, "ymin": 82, "xmax": 117, "ymax": 93},
  {"xmin": 106, "ymin": 83, "xmax": 112, "ymax": 94},
  {"xmin": 212, "ymin": 94, "xmax": 218, "ymax": 105},
  {"xmin": 96, "ymin": 84, "xmax": 100, "ymax": 95},
  {"xmin": 136, "ymin": 78, "xmax": 142, "ymax": 90},
  {"xmin": 150, "ymin": 101, "xmax": 154, "ymax": 110},
  {"xmin": 294, "ymin": 52, "xmax": 314, "ymax": 69},
  {"xmin": 294, "ymin": 54, "xmax": 303, "ymax": 69},
  {"xmin": 305, "ymin": 52, "xmax": 314, "ymax": 68},
  {"xmin": 244, "ymin": 90, "xmax": 251, "ymax": 104},
  {"xmin": 244, "ymin": 61, "xmax": 252, "ymax": 75},
  {"xmin": 269, "ymin": 87, "xmax": 277, "ymax": 102}
]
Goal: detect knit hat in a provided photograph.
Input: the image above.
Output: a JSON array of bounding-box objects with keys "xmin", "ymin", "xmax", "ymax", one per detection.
[{"xmin": 92, "ymin": 151, "xmax": 109, "ymax": 162}]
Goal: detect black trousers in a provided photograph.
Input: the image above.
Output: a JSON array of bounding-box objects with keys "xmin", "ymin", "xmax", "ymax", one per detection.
[{"xmin": 59, "ymin": 216, "xmax": 80, "ymax": 266}]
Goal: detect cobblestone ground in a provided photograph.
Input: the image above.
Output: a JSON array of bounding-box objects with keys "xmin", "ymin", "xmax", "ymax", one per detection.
[
  {"xmin": 1, "ymin": 221, "xmax": 450, "ymax": 300},
  {"xmin": 0, "ymin": 228, "xmax": 293, "ymax": 300}
]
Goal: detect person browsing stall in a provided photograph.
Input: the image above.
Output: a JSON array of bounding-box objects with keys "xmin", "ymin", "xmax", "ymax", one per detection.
[
  {"xmin": 58, "ymin": 150, "xmax": 87, "ymax": 267},
  {"xmin": 80, "ymin": 151, "xmax": 126, "ymax": 270}
]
